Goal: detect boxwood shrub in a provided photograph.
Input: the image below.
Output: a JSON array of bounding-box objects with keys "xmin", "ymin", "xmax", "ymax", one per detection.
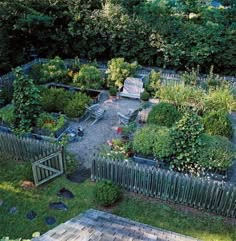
[
  {"xmin": 147, "ymin": 102, "xmax": 181, "ymax": 127},
  {"xmin": 198, "ymin": 134, "xmax": 235, "ymax": 171},
  {"xmin": 94, "ymin": 180, "xmax": 121, "ymax": 206}
]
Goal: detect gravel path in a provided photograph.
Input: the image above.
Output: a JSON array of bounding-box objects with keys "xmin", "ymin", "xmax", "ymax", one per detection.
[{"xmin": 66, "ymin": 96, "xmax": 141, "ymax": 169}]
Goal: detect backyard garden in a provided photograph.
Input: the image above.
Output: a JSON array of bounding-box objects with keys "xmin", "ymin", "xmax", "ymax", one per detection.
[{"xmin": 0, "ymin": 0, "xmax": 236, "ymax": 240}]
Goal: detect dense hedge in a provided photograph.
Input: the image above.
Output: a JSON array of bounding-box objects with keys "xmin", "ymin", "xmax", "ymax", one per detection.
[
  {"xmin": 147, "ymin": 102, "xmax": 181, "ymax": 127},
  {"xmin": 0, "ymin": 0, "xmax": 235, "ymax": 75}
]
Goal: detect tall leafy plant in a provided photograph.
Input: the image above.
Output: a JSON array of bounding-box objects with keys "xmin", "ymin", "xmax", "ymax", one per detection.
[
  {"xmin": 13, "ymin": 67, "xmax": 41, "ymax": 133},
  {"xmin": 106, "ymin": 58, "xmax": 138, "ymax": 88},
  {"xmin": 171, "ymin": 112, "xmax": 204, "ymax": 174}
]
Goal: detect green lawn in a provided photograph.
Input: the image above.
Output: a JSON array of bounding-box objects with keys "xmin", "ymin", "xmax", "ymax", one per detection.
[{"xmin": 0, "ymin": 157, "xmax": 235, "ymax": 241}]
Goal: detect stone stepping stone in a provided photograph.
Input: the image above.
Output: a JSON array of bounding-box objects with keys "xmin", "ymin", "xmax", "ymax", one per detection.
[
  {"xmin": 45, "ymin": 216, "xmax": 56, "ymax": 225},
  {"xmin": 57, "ymin": 188, "xmax": 74, "ymax": 199},
  {"xmin": 26, "ymin": 211, "xmax": 37, "ymax": 220},
  {"xmin": 9, "ymin": 207, "xmax": 17, "ymax": 214},
  {"xmin": 49, "ymin": 202, "xmax": 68, "ymax": 211}
]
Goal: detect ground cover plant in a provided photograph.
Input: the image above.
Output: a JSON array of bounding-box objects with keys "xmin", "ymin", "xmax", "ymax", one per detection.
[{"xmin": 0, "ymin": 155, "xmax": 235, "ymax": 241}]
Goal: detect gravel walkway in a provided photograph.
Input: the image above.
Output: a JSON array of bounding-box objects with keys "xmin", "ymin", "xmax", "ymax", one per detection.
[{"xmin": 66, "ymin": 96, "xmax": 141, "ymax": 169}]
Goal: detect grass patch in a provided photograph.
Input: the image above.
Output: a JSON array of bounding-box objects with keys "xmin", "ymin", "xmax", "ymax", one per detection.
[{"xmin": 0, "ymin": 156, "xmax": 235, "ymax": 241}]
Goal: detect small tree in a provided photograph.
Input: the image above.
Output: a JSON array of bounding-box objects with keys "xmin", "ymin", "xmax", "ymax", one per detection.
[
  {"xmin": 13, "ymin": 67, "xmax": 41, "ymax": 133},
  {"xmin": 106, "ymin": 58, "xmax": 138, "ymax": 88}
]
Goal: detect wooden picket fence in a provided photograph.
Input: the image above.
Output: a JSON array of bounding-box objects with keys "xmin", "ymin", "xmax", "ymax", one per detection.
[
  {"xmin": 0, "ymin": 132, "xmax": 65, "ymax": 186},
  {"xmin": 91, "ymin": 158, "xmax": 236, "ymax": 218}
]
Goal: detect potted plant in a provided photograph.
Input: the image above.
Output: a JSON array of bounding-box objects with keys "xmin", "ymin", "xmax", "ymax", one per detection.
[
  {"xmin": 140, "ymin": 91, "xmax": 150, "ymax": 102},
  {"xmin": 109, "ymin": 87, "xmax": 118, "ymax": 101}
]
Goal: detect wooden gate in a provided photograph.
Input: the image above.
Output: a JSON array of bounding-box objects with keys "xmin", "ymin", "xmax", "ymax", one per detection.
[{"xmin": 32, "ymin": 151, "xmax": 64, "ymax": 186}]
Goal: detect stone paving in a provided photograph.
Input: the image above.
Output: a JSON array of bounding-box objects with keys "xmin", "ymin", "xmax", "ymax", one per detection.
[
  {"xmin": 33, "ymin": 209, "xmax": 201, "ymax": 241},
  {"xmin": 66, "ymin": 96, "xmax": 141, "ymax": 169}
]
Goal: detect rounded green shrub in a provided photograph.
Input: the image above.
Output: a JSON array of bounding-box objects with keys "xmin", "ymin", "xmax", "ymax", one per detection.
[
  {"xmin": 147, "ymin": 102, "xmax": 181, "ymax": 127},
  {"xmin": 109, "ymin": 87, "xmax": 117, "ymax": 96},
  {"xmin": 141, "ymin": 91, "xmax": 150, "ymax": 101},
  {"xmin": 41, "ymin": 88, "xmax": 72, "ymax": 113},
  {"xmin": 0, "ymin": 104, "xmax": 15, "ymax": 126},
  {"xmin": 94, "ymin": 180, "xmax": 121, "ymax": 206},
  {"xmin": 198, "ymin": 134, "xmax": 235, "ymax": 171},
  {"xmin": 64, "ymin": 92, "xmax": 91, "ymax": 118},
  {"xmin": 153, "ymin": 128, "xmax": 174, "ymax": 160},
  {"xmin": 203, "ymin": 111, "xmax": 233, "ymax": 139},
  {"xmin": 133, "ymin": 125, "xmax": 160, "ymax": 156}
]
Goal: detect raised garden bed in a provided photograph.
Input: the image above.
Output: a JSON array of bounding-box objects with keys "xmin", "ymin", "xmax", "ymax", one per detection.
[
  {"xmin": 0, "ymin": 114, "xmax": 70, "ymax": 142},
  {"xmin": 45, "ymin": 82, "xmax": 102, "ymax": 104}
]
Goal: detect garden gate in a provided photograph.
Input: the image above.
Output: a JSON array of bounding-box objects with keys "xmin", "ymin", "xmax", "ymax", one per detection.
[{"xmin": 0, "ymin": 132, "xmax": 65, "ymax": 186}]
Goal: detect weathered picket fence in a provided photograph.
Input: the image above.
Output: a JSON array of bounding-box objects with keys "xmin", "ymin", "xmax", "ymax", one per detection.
[
  {"xmin": 0, "ymin": 132, "xmax": 65, "ymax": 186},
  {"xmin": 91, "ymin": 158, "xmax": 236, "ymax": 218},
  {"xmin": 0, "ymin": 58, "xmax": 236, "ymax": 89}
]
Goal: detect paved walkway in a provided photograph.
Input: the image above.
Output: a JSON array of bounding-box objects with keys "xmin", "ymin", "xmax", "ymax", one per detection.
[
  {"xmin": 66, "ymin": 97, "xmax": 141, "ymax": 169},
  {"xmin": 33, "ymin": 209, "xmax": 201, "ymax": 241}
]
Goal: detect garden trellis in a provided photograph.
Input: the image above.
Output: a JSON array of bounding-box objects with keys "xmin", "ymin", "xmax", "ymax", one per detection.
[
  {"xmin": 0, "ymin": 132, "xmax": 65, "ymax": 186},
  {"xmin": 91, "ymin": 158, "xmax": 236, "ymax": 218}
]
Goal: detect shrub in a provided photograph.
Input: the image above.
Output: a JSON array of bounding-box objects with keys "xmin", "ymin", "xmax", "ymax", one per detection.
[
  {"xmin": 13, "ymin": 67, "xmax": 41, "ymax": 133},
  {"xmin": 36, "ymin": 113, "xmax": 66, "ymax": 132},
  {"xmin": 180, "ymin": 66, "xmax": 199, "ymax": 86},
  {"xmin": 198, "ymin": 134, "xmax": 235, "ymax": 171},
  {"xmin": 64, "ymin": 92, "xmax": 91, "ymax": 118},
  {"xmin": 73, "ymin": 64, "xmax": 104, "ymax": 89},
  {"xmin": 133, "ymin": 125, "xmax": 160, "ymax": 156},
  {"xmin": 203, "ymin": 111, "xmax": 233, "ymax": 139},
  {"xmin": 107, "ymin": 58, "xmax": 138, "ymax": 88},
  {"xmin": 140, "ymin": 91, "xmax": 150, "ymax": 101},
  {"xmin": 147, "ymin": 102, "xmax": 181, "ymax": 127},
  {"xmin": 94, "ymin": 180, "xmax": 121, "ymax": 206},
  {"xmin": 29, "ymin": 63, "xmax": 43, "ymax": 84},
  {"xmin": 157, "ymin": 83, "xmax": 206, "ymax": 112},
  {"xmin": 40, "ymin": 56, "xmax": 69, "ymax": 84},
  {"xmin": 0, "ymin": 104, "xmax": 15, "ymax": 126},
  {"xmin": 153, "ymin": 128, "xmax": 174, "ymax": 160},
  {"xmin": 41, "ymin": 88, "xmax": 72, "ymax": 113},
  {"xmin": 109, "ymin": 87, "xmax": 117, "ymax": 96},
  {"xmin": 204, "ymin": 86, "xmax": 235, "ymax": 113},
  {"xmin": 171, "ymin": 112, "xmax": 204, "ymax": 174},
  {"xmin": 145, "ymin": 69, "xmax": 161, "ymax": 97}
]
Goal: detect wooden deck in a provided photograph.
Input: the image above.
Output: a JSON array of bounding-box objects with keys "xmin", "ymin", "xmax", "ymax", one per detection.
[{"xmin": 33, "ymin": 209, "xmax": 201, "ymax": 241}]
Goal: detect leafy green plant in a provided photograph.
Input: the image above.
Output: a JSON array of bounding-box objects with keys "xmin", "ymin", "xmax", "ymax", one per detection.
[
  {"xmin": 204, "ymin": 86, "xmax": 235, "ymax": 113},
  {"xmin": 109, "ymin": 87, "xmax": 117, "ymax": 96},
  {"xmin": 94, "ymin": 180, "xmax": 121, "ymax": 206},
  {"xmin": 28, "ymin": 63, "xmax": 43, "ymax": 84},
  {"xmin": 198, "ymin": 134, "xmax": 235, "ymax": 171},
  {"xmin": 203, "ymin": 111, "xmax": 233, "ymax": 139},
  {"xmin": 0, "ymin": 104, "xmax": 15, "ymax": 126},
  {"xmin": 206, "ymin": 66, "xmax": 226, "ymax": 90},
  {"xmin": 40, "ymin": 56, "xmax": 69, "ymax": 84},
  {"xmin": 157, "ymin": 82, "xmax": 206, "ymax": 112},
  {"xmin": 153, "ymin": 128, "xmax": 174, "ymax": 160},
  {"xmin": 107, "ymin": 58, "xmax": 138, "ymax": 88},
  {"xmin": 133, "ymin": 125, "xmax": 160, "ymax": 156},
  {"xmin": 145, "ymin": 70, "xmax": 161, "ymax": 97},
  {"xmin": 171, "ymin": 112, "xmax": 204, "ymax": 174},
  {"xmin": 13, "ymin": 67, "xmax": 41, "ymax": 133},
  {"xmin": 147, "ymin": 102, "xmax": 181, "ymax": 127},
  {"xmin": 73, "ymin": 64, "xmax": 104, "ymax": 89},
  {"xmin": 180, "ymin": 66, "xmax": 199, "ymax": 86},
  {"xmin": 41, "ymin": 88, "xmax": 72, "ymax": 113},
  {"xmin": 64, "ymin": 92, "xmax": 91, "ymax": 118},
  {"xmin": 36, "ymin": 113, "xmax": 66, "ymax": 132},
  {"xmin": 140, "ymin": 91, "xmax": 150, "ymax": 101}
]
